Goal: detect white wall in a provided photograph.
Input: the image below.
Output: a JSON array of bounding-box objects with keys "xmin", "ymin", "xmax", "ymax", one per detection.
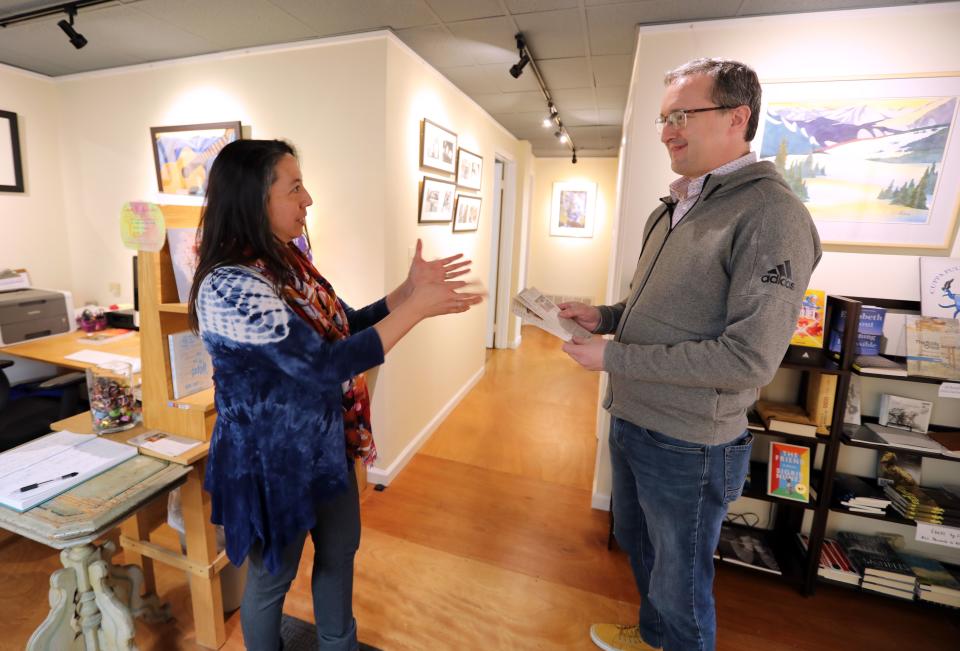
[
  {"xmin": 600, "ymin": 2, "xmax": 960, "ymax": 561},
  {"xmin": 0, "ymin": 65, "xmax": 71, "ymax": 292},
  {"xmin": 527, "ymin": 157, "xmax": 618, "ymax": 306}
]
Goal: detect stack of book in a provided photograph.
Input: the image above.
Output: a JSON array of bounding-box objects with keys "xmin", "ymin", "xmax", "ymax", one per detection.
[
  {"xmin": 832, "ymin": 473, "xmax": 890, "ymax": 515},
  {"xmin": 853, "ymin": 355, "xmax": 907, "ymax": 377},
  {"xmin": 836, "ymin": 531, "xmax": 917, "ymax": 600},
  {"xmin": 797, "ymin": 533, "xmax": 860, "ymax": 585},
  {"xmin": 716, "ymin": 524, "xmax": 782, "ymax": 575},
  {"xmin": 864, "ymin": 422, "xmax": 945, "ymax": 453},
  {"xmin": 884, "ymin": 484, "xmax": 960, "ymax": 525},
  {"xmin": 899, "ymin": 553, "xmax": 960, "ymax": 608}
]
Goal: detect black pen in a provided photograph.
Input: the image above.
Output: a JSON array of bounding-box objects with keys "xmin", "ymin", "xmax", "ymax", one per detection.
[{"xmin": 19, "ymin": 472, "xmax": 79, "ymax": 492}]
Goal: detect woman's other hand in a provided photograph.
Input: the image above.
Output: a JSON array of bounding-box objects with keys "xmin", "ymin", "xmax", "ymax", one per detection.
[
  {"xmin": 410, "ymin": 280, "xmax": 485, "ymax": 318},
  {"xmin": 557, "ymin": 301, "xmax": 601, "ymax": 332},
  {"xmin": 389, "ymin": 239, "xmax": 472, "ymax": 310}
]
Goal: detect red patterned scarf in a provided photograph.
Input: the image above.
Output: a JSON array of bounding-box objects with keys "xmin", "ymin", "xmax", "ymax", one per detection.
[{"xmin": 253, "ymin": 245, "xmax": 377, "ymax": 465}]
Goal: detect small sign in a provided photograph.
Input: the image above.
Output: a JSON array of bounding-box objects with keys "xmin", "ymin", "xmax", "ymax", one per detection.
[
  {"xmin": 938, "ymin": 382, "xmax": 960, "ymax": 399},
  {"xmin": 120, "ymin": 201, "xmax": 165, "ymax": 251},
  {"xmin": 916, "ymin": 522, "xmax": 960, "ymax": 548}
]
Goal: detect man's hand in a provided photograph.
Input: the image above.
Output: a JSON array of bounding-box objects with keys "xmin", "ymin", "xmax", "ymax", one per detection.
[
  {"xmin": 558, "ymin": 301, "xmax": 601, "ymax": 332},
  {"xmin": 562, "ymin": 336, "xmax": 607, "ymax": 371}
]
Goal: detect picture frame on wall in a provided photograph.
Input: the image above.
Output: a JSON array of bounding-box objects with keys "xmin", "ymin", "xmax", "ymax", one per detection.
[
  {"xmin": 456, "ymin": 147, "xmax": 483, "ymax": 190},
  {"xmin": 419, "ymin": 177, "xmax": 456, "ymax": 223},
  {"xmin": 0, "ymin": 110, "xmax": 24, "ymax": 193},
  {"xmin": 453, "ymin": 194, "xmax": 482, "ymax": 232},
  {"xmin": 550, "ymin": 181, "xmax": 596, "ymax": 238},
  {"xmin": 150, "ymin": 121, "xmax": 242, "ymax": 196},
  {"xmin": 420, "ymin": 118, "xmax": 457, "ymax": 174},
  {"xmin": 755, "ymin": 74, "xmax": 960, "ymax": 250}
]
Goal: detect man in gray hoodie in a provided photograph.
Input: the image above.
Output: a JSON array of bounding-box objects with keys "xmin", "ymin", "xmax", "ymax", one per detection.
[{"xmin": 560, "ymin": 59, "xmax": 822, "ymax": 651}]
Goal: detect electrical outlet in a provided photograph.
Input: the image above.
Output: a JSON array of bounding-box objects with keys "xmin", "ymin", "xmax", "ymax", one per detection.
[{"xmin": 108, "ymin": 282, "xmax": 122, "ymax": 297}]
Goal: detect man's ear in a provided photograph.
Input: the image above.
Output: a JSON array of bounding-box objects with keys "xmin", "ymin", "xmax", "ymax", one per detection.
[{"xmin": 729, "ymin": 105, "xmax": 751, "ymax": 135}]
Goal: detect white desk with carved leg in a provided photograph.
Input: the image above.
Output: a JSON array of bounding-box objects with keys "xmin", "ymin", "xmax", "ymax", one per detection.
[{"xmin": 0, "ymin": 454, "xmax": 190, "ymax": 650}]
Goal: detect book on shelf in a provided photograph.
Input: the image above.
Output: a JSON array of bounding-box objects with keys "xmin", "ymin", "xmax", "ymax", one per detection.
[
  {"xmin": 0, "ymin": 430, "xmax": 138, "ymax": 512},
  {"xmin": 790, "ymin": 289, "xmax": 826, "ymax": 348},
  {"xmin": 865, "ymin": 422, "xmax": 944, "ymax": 453},
  {"xmin": 78, "ymin": 327, "xmax": 136, "ymax": 345},
  {"xmin": 167, "ymin": 227, "xmax": 200, "ymax": 303},
  {"xmin": 878, "ymin": 393, "xmax": 933, "ymax": 434},
  {"xmin": 767, "ymin": 441, "xmax": 811, "ymax": 503},
  {"xmin": 898, "ymin": 553, "xmax": 960, "ymax": 596},
  {"xmin": 167, "ymin": 331, "xmax": 214, "ymax": 400},
  {"xmin": 745, "ymin": 408, "xmax": 765, "ymax": 433},
  {"xmin": 919, "ymin": 256, "xmax": 960, "ymax": 319},
  {"xmin": 832, "ymin": 473, "xmax": 891, "ymax": 512},
  {"xmin": 804, "ymin": 372, "xmax": 837, "ymax": 435},
  {"xmin": 853, "ymin": 355, "xmax": 908, "ymax": 377},
  {"xmin": 877, "ymin": 448, "xmax": 922, "ymax": 488},
  {"xmin": 927, "ymin": 430, "xmax": 960, "ymax": 458},
  {"xmin": 836, "ymin": 531, "xmax": 916, "ymax": 584},
  {"xmin": 797, "ymin": 533, "xmax": 860, "ymax": 585},
  {"xmin": 755, "ymin": 400, "xmax": 818, "ymax": 438},
  {"xmin": 905, "ymin": 315, "xmax": 960, "ymax": 381},
  {"xmin": 716, "ymin": 524, "xmax": 781, "ymax": 575},
  {"xmin": 861, "ymin": 579, "xmax": 917, "ymax": 600}
]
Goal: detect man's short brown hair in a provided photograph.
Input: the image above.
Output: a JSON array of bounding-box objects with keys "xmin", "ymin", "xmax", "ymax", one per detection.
[{"xmin": 664, "ymin": 58, "xmax": 762, "ymax": 142}]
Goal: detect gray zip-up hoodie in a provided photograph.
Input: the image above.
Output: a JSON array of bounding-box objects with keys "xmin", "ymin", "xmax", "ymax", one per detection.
[{"xmin": 597, "ymin": 160, "xmax": 822, "ymax": 445}]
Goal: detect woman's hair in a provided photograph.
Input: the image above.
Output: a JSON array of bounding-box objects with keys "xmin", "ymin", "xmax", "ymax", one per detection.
[{"xmin": 187, "ymin": 138, "xmax": 297, "ymax": 332}]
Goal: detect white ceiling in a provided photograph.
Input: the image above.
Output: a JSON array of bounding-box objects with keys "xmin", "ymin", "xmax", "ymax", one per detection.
[{"xmin": 0, "ymin": 0, "xmax": 941, "ymax": 157}]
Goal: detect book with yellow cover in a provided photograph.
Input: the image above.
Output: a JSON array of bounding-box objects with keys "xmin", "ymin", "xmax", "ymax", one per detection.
[
  {"xmin": 805, "ymin": 372, "xmax": 837, "ymax": 435},
  {"xmin": 791, "ymin": 289, "xmax": 826, "ymax": 348}
]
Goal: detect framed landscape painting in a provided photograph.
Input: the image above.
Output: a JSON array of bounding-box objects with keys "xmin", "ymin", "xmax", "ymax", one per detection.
[
  {"xmin": 420, "ymin": 119, "xmax": 457, "ymax": 174},
  {"xmin": 550, "ymin": 180, "xmax": 596, "ymax": 238},
  {"xmin": 755, "ymin": 74, "xmax": 960, "ymax": 249},
  {"xmin": 150, "ymin": 121, "xmax": 241, "ymax": 196}
]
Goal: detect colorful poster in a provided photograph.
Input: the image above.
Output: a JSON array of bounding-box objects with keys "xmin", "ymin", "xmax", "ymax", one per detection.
[{"xmin": 120, "ymin": 201, "xmax": 165, "ymax": 251}]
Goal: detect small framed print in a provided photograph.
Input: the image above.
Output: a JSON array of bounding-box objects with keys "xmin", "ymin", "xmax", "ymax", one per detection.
[
  {"xmin": 550, "ymin": 180, "xmax": 597, "ymax": 238},
  {"xmin": 0, "ymin": 110, "xmax": 24, "ymax": 193},
  {"xmin": 456, "ymin": 147, "xmax": 482, "ymax": 190},
  {"xmin": 150, "ymin": 121, "xmax": 241, "ymax": 195},
  {"xmin": 420, "ymin": 118, "xmax": 457, "ymax": 174},
  {"xmin": 419, "ymin": 177, "xmax": 456, "ymax": 223},
  {"xmin": 453, "ymin": 194, "xmax": 481, "ymax": 232}
]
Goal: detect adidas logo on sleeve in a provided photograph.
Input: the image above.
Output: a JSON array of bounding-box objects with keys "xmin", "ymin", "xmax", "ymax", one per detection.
[{"xmin": 760, "ymin": 260, "xmax": 795, "ymax": 290}]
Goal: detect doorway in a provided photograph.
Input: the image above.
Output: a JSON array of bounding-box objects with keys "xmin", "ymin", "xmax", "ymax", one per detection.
[{"xmin": 486, "ymin": 156, "xmax": 517, "ymax": 349}]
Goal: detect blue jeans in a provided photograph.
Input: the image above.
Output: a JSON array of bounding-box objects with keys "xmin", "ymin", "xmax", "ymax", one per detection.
[
  {"xmin": 240, "ymin": 464, "xmax": 361, "ymax": 651},
  {"xmin": 609, "ymin": 417, "xmax": 752, "ymax": 651}
]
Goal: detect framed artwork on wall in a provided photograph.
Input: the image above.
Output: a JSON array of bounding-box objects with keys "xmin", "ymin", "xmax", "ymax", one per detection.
[
  {"xmin": 420, "ymin": 118, "xmax": 457, "ymax": 174},
  {"xmin": 550, "ymin": 181, "xmax": 596, "ymax": 238},
  {"xmin": 419, "ymin": 177, "xmax": 456, "ymax": 223},
  {"xmin": 755, "ymin": 74, "xmax": 960, "ymax": 250},
  {"xmin": 150, "ymin": 121, "xmax": 242, "ymax": 196},
  {"xmin": 453, "ymin": 194, "xmax": 482, "ymax": 232},
  {"xmin": 456, "ymin": 147, "xmax": 483, "ymax": 190},
  {"xmin": 0, "ymin": 109, "xmax": 24, "ymax": 193}
]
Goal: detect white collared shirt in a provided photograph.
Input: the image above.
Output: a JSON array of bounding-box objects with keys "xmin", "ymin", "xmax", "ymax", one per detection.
[{"xmin": 668, "ymin": 152, "xmax": 758, "ymax": 228}]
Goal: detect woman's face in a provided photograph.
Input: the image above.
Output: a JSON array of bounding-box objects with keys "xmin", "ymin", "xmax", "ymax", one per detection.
[{"xmin": 267, "ymin": 154, "xmax": 313, "ymax": 243}]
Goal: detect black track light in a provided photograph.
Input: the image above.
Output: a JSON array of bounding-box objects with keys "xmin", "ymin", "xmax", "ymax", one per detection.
[
  {"xmin": 509, "ymin": 53, "xmax": 529, "ymax": 79},
  {"xmin": 572, "ymin": 150, "xmax": 578, "ymax": 164},
  {"xmin": 58, "ymin": 5, "xmax": 87, "ymax": 49}
]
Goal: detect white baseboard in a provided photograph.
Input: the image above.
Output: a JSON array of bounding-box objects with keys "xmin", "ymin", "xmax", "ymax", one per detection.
[
  {"xmin": 591, "ymin": 491, "xmax": 611, "ymax": 511},
  {"xmin": 366, "ymin": 365, "xmax": 485, "ymax": 486}
]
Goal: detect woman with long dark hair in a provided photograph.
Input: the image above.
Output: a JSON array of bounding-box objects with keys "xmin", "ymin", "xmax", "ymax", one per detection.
[{"xmin": 187, "ymin": 139, "xmax": 481, "ymax": 650}]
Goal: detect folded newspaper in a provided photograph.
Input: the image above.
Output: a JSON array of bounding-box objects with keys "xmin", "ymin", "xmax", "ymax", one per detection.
[{"xmin": 511, "ymin": 287, "xmax": 592, "ymax": 342}]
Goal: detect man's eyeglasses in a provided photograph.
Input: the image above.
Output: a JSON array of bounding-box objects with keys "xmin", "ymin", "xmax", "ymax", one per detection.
[{"xmin": 655, "ymin": 106, "xmax": 733, "ymax": 134}]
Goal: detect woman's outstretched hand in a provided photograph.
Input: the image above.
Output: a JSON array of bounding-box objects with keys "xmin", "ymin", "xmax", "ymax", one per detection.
[{"xmin": 410, "ymin": 279, "xmax": 485, "ymax": 318}]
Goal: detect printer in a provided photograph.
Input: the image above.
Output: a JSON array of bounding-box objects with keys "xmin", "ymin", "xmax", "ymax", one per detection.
[{"xmin": 0, "ymin": 288, "xmax": 75, "ymax": 345}]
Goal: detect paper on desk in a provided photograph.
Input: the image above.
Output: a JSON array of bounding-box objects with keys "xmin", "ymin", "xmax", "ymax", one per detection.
[
  {"xmin": 64, "ymin": 349, "xmax": 142, "ymax": 373},
  {"xmin": 127, "ymin": 430, "xmax": 201, "ymax": 457}
]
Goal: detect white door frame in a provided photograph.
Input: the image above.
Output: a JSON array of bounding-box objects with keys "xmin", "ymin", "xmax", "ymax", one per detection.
[{"xmin": 486, "ymin": 153, "xmax": 517, "ymax": 349}]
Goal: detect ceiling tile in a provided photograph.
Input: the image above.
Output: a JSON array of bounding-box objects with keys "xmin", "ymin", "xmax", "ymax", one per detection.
[
  {"xmin": 395, "ymin": 24, "xmax": 476, "ymax": 67},
  {"xmin": 446, "ymin": 15, "xmax": 519, "ymax": 64},
  {"xmin": 513, "ymin": 8, "xmax": 585, "ymax": 59},
  {"xmin": 505, "ymin": 0, "xmax": 579, "ymax": 14},
  {"xmin": 471, "ymin": 90, "xmax": 545, "ymax": 113},
  {"xmin": 132, "ymin": 0, "xmax": 315, "ymax": 49},
  {"xmin": 595, "ymin": 85, "xmax": 627, "ymax": 109},
  {"xmin": 549, "ymin": 87, "xmax": 596, "ymax": 110},
  {"xmin": 270, "ymin": 0, "xmax": 436, "ymax": 34},
  {"xmin": 438, "ymin": 64, "xmax": 500, "ymax": 94},
  {"xmin": 561, "ymin": 107, "xmax": 599, "ymax": 126},
  {"xmin": 597, "ymin": 108, "xmax": 624, "ymax": 125},
  {"xmin": 491, "ymin": 111, "xmax": 551, "ymax": 132},
  {"xmin": 425, "ymin": 0, "xmax": 505, "ymax": 22},
  {"xmin": 591, "ymin": 54, "xmax": 632, "ymax": 87},
  {"xmin": 536, "ymin": 57, "xmax": 591, "ymax": 90},
  {"xmin": 477, "ymin": 62, "xmax": 541, "ymax": 93}
]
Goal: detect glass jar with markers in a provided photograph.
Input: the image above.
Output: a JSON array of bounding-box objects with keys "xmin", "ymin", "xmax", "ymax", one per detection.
[{"xmin": 86, "ymin": 361, "xmax": 140, "ymax": 433}]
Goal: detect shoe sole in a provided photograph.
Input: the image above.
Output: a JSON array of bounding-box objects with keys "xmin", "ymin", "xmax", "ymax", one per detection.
[{"xmin": 589, "ymin": 627, "xmax": 620, "ymax": 651}]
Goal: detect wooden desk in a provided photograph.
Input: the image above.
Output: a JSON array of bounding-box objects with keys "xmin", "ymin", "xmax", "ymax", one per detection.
[
  {"xmin": 0, "ymin": 452, "xmax": 190, "ymax": 650},
  {"xmin": 2, "ymin": 330, "xmax": 141, "ymax": 370}
]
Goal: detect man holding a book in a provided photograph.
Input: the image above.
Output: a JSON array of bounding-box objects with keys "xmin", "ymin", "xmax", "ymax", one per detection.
[{"xmin": 559, "ymin": 58, "xmax": 821, "ymax": 651}]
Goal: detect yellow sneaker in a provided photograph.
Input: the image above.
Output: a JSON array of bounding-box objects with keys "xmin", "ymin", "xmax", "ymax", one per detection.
[{"xmin": 589, "ymin": 623, "xmax": 661, "ymax": 651}]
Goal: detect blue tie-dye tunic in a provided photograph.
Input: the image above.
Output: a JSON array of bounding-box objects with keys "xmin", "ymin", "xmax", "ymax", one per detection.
[{"xmin": 196, "ymin": 265, "xmax": 386, "ymax": 573}]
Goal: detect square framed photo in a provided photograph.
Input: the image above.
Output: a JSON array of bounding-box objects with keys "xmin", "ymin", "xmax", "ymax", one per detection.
[
  {"xmin": 150, "ymin": 121, "xmax": 241, "ymax": 196},
  {"xmin": 456, "ymin": 147, "xmax": 483, "ymax": 190},
  {"xmin": 550, "ymin": 181, "xmax": 596, "ymax": 237},
  {"xmin": 453, "ymin": 194, "xmax": 482, "ymax": 232},
  {"xmin": 420, "ymin": 118, "xmax": 457, "ymax": 174},
  {"xmin": 0, "ymin": 110, "xmax": 24, "ymax": 193},
  {"xmin": 419, "ymin": 177, "xmax": 456, "ymax": 223}
]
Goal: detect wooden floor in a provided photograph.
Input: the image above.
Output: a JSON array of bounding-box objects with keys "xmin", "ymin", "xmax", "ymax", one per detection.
[{"xmin": 2, "ymin": 327, "xmax": 958, "ymax": 650}]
